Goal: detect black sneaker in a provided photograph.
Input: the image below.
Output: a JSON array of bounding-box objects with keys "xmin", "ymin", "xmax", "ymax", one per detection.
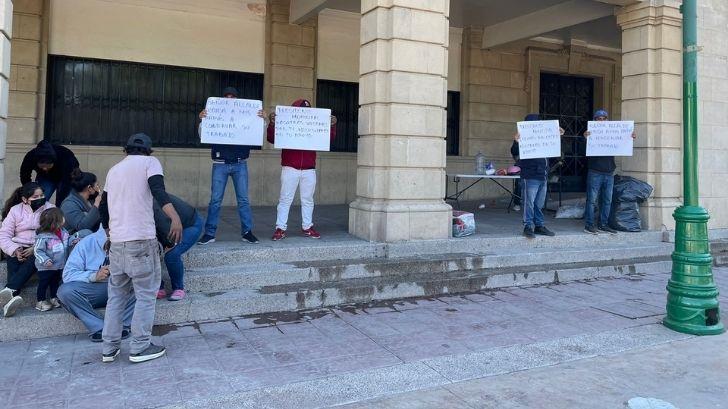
[
  {"xmin": 534, "ymin": 226, "xmax": 556, "ymax": 237},
  {"xmin": 102, "ymin": 348, "xmax": 120, "ymax": 363},
  {"xmin": 129, "ymin": 344, "xmax": 166, "ymax": 363},
  {"xmin": 197, "ymin": 235, "xmax": 215, "ymax": 245},
  {"xmin": 584, "ymin": 226, "xmax": 599, "ymax": 235},
  {"xmin": 598, "ymin": 225, "xmax": 618, "ymax": 235},
  {"xmin": 523, "ymin": 226, "xmax": 535, "ymax": 239},
  {"xmin": 242, "ymin": 231, "xmax": 259, "ymax": 244}
]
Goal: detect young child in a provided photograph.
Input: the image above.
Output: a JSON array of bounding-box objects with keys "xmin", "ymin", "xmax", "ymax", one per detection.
[
  {"xmin": 33, "ymin": 208, "xmax": 77, "ymax": 311},
  {"xmin": 0, "ymin": 182, "xmax": 54, "ymax": 317}
]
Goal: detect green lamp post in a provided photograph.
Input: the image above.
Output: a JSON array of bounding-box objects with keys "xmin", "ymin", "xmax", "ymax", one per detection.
[{"xmin": 663, "ymin": 0, "xmax": 724, "ymax": 335}]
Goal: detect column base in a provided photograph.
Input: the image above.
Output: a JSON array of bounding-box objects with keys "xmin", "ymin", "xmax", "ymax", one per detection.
[{"xmin": 348, "ymin": 199, "xmax": 452, "ymax": 242}]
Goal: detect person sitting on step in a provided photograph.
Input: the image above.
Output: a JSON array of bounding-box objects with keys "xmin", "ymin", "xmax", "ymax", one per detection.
[
  {"xmin": 57, "ymin": 228, "xmax": 134, "ymax": 342},
  {"xmin": 0, "ymin": 182, "xmax": 55, "ymax": 317}
]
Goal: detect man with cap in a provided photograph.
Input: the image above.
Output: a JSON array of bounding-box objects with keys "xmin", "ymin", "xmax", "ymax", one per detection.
[
  {"xmin": 511, "ymin": 114, "xmax": 564, "ymax": 239},
  {"xmin": 582, "ymin": 109, "xmax": 637, "ymax": 235},
  {"xmin": 97, "ymin": 133, "xmax": 182, "ymax": 363},
  {"xmin": 20, "ymin": 140, "xmax": 80, "ymax": 206},
  {"xmin": 266, "ymin": 99, "xmax": 336, "ymax": 241},
  {"xmin": 197, "ymin": 86, "xmax": 265, "ymax": 245}
]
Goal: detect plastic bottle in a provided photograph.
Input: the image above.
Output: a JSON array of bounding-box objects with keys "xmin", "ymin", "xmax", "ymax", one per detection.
[{"xmin": 475, "ymin": 151, "xmax": 486, "ymax": 174}]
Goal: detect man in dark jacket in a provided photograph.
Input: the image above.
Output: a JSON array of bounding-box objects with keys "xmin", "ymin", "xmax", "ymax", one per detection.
[
  {"xmin": 511, "ymin": 114, "xmax": 562, "ymax": 238},
  {"xmin": 582, "ymin": 109, "xmax": 636, "ymax": 235},
  {"xmin": 153, "ymin": 194, "xmax": 203, "ymax": 301},
  {"xmin": 20, "ymin": 140, "xmax": 80, "ymax": 206},
  {"xmin": 266, "ymin": 99, "xmax": 336, "ymax": 241},
  {"xmin": 197, "ymin": 87, "xmax": 264, "ymax": 245}
]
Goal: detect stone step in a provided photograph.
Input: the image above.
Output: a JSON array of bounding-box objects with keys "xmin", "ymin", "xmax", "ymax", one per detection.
[
  {"xmin": 0, "ymin": 259, "xmax": 671, "ymax": 342},
  {"xmin": 0, "ymin": 229, "xmax": 665, "ymax": 276},
  {"xmin": 2, "ymin": 243, "xmax": 673, "ymax": 306},
  {"xmin": 711, "ymin": 239, "xmax": 728, "ymax": 267},
  {"xmin": 181, "ymin": 230, "xmax": 666, "ymax": 268}
]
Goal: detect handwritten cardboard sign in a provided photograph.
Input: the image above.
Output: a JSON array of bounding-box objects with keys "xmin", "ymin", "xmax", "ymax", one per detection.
[
  {"xmin": 200, "ymin": 98, "xmax": 264, "ymax": 146},
  {"xmin": 586, "ymin": 121, "xmax": 634, "ymax": 157},
  {"xmin": 274, "ymin": 106, "xmax": 331, "ymax": 152},
  {"xmin": 516, "ymin": 120, "xmax": 561, "ymax": 159}
]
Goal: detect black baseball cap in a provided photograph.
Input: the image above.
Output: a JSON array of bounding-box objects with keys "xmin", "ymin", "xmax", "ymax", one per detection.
[{"xmin": 126, "ymin": 133, "xmax": 153, "ymax": 151}]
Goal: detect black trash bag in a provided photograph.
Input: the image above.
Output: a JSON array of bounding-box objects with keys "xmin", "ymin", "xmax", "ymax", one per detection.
[
  {"xmin": 608, "ymin": 175, "xmax": 653, "ymax": 232},
  {"xmin": 611, "ymin": 175, "xmax": 654, "ymax": 203},
  {"xmin": 609, "ymin": 201, "xmax": 642, "ymax": 232}
]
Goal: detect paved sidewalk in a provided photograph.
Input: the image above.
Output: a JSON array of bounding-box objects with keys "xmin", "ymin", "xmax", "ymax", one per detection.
[{"xmin": 1, "ymin": 267, "xmax": 725, "ymax": 409}]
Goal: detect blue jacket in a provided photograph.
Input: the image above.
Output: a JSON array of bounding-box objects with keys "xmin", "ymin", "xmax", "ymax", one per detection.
[
  {"xmin": 34, "ymin": 229, "xmax": 77, "ymax": 271},
  {"xmin": 62, "ymin": 229, "xmax": 107, "ymax": 283}
]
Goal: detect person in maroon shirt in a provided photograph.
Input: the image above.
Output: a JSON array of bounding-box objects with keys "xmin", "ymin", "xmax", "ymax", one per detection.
[{"xmin": 267, "ymin": 99, "xmax": 336, "ymax": 240}]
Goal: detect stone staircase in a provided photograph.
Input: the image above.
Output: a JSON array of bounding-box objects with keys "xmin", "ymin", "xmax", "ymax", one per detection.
[{"xmin": 0, "ymin": 230, "xmax": 678, "ymax": 341}]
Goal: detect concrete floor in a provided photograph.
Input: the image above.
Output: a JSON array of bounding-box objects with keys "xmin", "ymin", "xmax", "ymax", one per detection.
[
  {"xmin": 205, "ymin": 202, "xmax": 590, "ymax": 243},
  {"xmin": 4, "ymin": 267, "xmax": 724, "ymax": 409}
]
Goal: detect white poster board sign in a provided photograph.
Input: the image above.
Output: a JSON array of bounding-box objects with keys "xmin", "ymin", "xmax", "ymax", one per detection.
[
  {"xmin": 200, "ymin": 97, "xmax": 264, "ymax": 146},
  {"xmin": 274, "ymin": 106, "xmax": 332, "ymax": 152},
  {"xmin": 516, "ymin": 120, "xmax": 561, "ymax": 159},
  {"xmin": 586, "ymin": 121, "xmax": 634, "ymax": 157}
]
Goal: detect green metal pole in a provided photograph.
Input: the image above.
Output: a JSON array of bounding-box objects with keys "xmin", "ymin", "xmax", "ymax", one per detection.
[{"xmin": 663, "ymin": 0, "xmax": 724, "ymax": 335}]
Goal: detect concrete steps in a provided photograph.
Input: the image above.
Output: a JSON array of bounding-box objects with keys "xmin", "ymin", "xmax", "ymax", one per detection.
[
  {"xmin": 0, "ymin": 230, "xmax": 675, "ymax": 341},
  {"xmin": 711, "ymin": 239, "xmax": 728, "ymax": 267},
  {"xmin": 3, "ymin": 242, "xmax": 674, "ymax": 307}
]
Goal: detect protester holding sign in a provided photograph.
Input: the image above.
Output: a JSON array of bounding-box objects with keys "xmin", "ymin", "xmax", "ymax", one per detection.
[
  {"xmin": 511, "ymin": 114, "xmax": 564, "ymax": 239},
  {"xmin": 582, "ymin": 109, "xmax": 637, "ymax": 235},
  {"xmin": 197, "ymin": 87, "xmax": 265, "ymax": 245},
  {"xmin": 267, "ymin": 99, "xmax": 337, "ymax": 240}
]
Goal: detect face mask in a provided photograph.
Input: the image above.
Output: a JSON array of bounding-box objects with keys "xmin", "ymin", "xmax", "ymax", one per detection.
[
  {"xmin": 29, "ymin": 198, "xmax": 45, "ymax": 212},
  {"xmin": 89, "ymin": 192, "xmax": 99, "ymax": 201}
]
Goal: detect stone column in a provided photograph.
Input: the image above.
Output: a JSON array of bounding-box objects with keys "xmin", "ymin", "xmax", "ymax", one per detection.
[
  {"xmin": 264, "ymin": 0, "xmax": 316, "ymax": 114},
  {"xmin": 349, "ymin": 0, "xmax": 452, "ymax": 242},
  {"xmin": 617, "ymin": 0, "xmax": 682, "ymax": 230},
  {"xmin": 0, "ymin": 0, "xmax": 12, "ymax": 198}
]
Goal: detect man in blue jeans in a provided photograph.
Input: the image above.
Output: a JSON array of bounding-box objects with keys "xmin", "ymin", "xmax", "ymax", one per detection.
[
  {"xmin": 583, "ymin": 109, "xmax": 637, "ymax": 234},
  {"xmin": 197, "ymin": 87, "xmax": 264, "ymax": 245},
  {"xmin": 154, "ymin": 194, "xmax": 203, "ymax": 301},
  {"xmin": 511, "ymin": 114, "xmax": 564, "ymax": 239},
  {"xmin": 57, "ymin": 228, "xmax": 135, "ymax": 342}
]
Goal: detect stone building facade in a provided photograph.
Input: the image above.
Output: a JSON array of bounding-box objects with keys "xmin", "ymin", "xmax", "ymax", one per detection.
[{"xmin": 0, "ymin": 0, "xmax": 726, "ymax": 242}]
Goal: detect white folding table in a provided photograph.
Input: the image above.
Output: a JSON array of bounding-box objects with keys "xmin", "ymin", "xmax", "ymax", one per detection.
[{"xmin": 445, "ymin": 174, "xmax": 521, "ymax": 212}]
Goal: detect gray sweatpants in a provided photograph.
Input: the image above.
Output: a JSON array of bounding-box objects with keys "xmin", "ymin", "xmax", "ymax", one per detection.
[{"xmin": 102, "ymin": 239, "xmax": 161, "ymax": 355}]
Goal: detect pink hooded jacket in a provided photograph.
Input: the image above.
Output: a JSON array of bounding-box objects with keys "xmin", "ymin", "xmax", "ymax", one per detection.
[{"xmin": 0, "ymin": 201, "xmax": 55, "ymax": 257}]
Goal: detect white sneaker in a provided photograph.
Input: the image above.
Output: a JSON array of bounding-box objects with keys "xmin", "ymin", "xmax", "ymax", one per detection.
[
  {"xmin": 0, "ymin": 287, "xmax": 13, "ymax": 308},
  {"xmin": 49, "ymin": 298, "xmax": 61, "ymax": 309},
  {"xmin": 3, "ymin": 295, "xmax": 23, "ymax": 317},
  {"xmin": 513, "ymin": 205, "xmax": 521, "ymax": 212},
  {"xmin": 36, "ymin": 300, "xmax": 53, "ymax": 312}
]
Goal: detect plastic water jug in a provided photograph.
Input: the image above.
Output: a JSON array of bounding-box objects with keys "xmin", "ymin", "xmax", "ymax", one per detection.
[{"xmin": 475, "ymin": 151, "xmax": 486, "ymax": 174}]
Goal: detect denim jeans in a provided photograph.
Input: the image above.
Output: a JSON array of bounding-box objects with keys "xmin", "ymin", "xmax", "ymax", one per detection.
[
  {"xmin": 162, "ymin": 215, "xmax": 203, "ymax": 291},
  {"xmin": 584, "ymin": 170, "xmax": 615, "ymax": 228},
  {"xmin": 5, "ymin": 256, "xmax": 37, "ymax": 296},
  {"xmin": 103, "ymin": 239, "xmax": 161, "ymax": 355},
  {"xmin": 522, "ymin": 178, "xmax": 547, "ymax": 228},
  {"xmin": 57, "ymin": 281, "xmax": 135, "ymax": 335},
  {"xmin": 36, "ymin": 174, "xmax": 70, "ymax": 206},
  {"xmin": 204, "ymin": 162, "xmax": 253, "ymax": 237}
]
